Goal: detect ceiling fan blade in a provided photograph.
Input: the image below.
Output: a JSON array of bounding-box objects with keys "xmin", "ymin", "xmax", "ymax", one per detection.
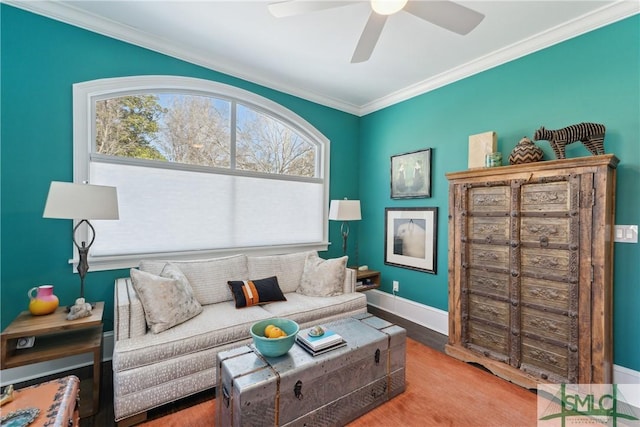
[
  {"xmin": 404, "ymin": 0, "xmax": 484, "ymax": 35},
  {"xmin": 268, "ymin": 1, "xmax": 357, "ymax": 18},
  {"xmin": 351, "ymin": 12, "xmax": 388, "ymax": 63}
]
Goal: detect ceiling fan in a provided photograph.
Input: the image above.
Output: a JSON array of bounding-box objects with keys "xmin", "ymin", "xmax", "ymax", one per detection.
[{"xmin": 268, "ymin": 0, "xmax": 485, "ymax": 63}]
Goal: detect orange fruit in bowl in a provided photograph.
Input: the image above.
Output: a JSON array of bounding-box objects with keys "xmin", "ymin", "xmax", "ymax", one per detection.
[
  {"xmin": 264, "ymin": 324, "xmax": 276, "ymax": 337},
  {"xmin": 266, "ymin": 326, "xmax": 287, "ymax": 338},
  {"xmin": 267, "ymin": 327, "xmax": 282, "ymax": 338}
]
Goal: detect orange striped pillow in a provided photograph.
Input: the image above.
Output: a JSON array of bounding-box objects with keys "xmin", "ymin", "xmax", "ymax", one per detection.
[{"xmin": 227, "ymin": 276, "xmax": 287, "ymax": 308}]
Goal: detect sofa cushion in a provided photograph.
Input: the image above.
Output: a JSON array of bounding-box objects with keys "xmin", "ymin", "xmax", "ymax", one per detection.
[
  {"xmin": 247, "ymin": 251, "xmax": 315, "ymax": 294},
  {"xmin": 112, "ymin": 302, "xmax": 272, "ymax": 372},
  {"xmin": 261, "ymin": 292, "xmax": 367, "ymax": 325},
  {"xmin": 227, "ymin": 276, "xmax": 287, "ymax": 308},
  {"xmin": 297, "ymin": 254, "xmax": 348, "ymax": 297},
  {"xmin": 139, "ymin": 255, "xmax": 249, "ymax": 305},
  {"xmin": 130, "ymin": 268, "xmax": 203, "ymax": 334}
]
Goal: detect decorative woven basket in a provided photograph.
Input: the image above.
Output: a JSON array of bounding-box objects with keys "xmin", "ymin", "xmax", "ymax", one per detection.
[{"xmin": 509, "ymin": 137, "xmax": 543, "ymax": 164}]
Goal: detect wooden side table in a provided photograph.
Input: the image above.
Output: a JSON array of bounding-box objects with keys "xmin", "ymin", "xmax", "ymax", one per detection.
[
  {"xmin": 1, "ymin": 302, "xmax": 104, "ymax": 418},
  {"xmin": 354, "ymin": 269, "xmax": 380, "ymax": 292}
]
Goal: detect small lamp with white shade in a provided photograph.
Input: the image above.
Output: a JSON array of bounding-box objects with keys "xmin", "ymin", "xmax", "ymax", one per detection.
[{"xmin": 328, "ymin": 198, "xmax": 361, "ymax": 259}]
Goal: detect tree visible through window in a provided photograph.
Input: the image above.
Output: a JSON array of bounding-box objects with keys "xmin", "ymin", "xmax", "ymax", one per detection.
[
  {"xmin": 95, "ymin": 93, "xmax": 316, "ymax": 177},
  {"xmin": 95, "ymin": 95, "xmax": 165, "ymax": 160},
  {"xmin": 236, "ymin": 104, "xmax": 315, "ymax": 176}
]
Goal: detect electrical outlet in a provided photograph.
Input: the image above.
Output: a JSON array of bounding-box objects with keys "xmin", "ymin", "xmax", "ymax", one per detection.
[
  {"xmin": 16, "ymin": 336, "xmax": 35, "ymax": 349},
  {"xmin": 392, "ymin": 281, "xmax": 399, "ymax": 292}
]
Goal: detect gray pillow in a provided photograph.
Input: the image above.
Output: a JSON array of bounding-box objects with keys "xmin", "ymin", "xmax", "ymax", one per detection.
[
  {"xmin": 130, "ymin": 267, "xmax": 203, "ymax": 334},
  {"xmin": 297, "ymin": 254, "xmax": 348, "ymax": 297}
]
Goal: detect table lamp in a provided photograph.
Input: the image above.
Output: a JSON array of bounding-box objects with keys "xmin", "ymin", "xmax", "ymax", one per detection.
[
  {"xmin": 43, "ymin": 181, "xmax": 119, "ymax": 303},
  {"xmin": 328, "ymin": 198, "xmax": 361, "ymax": 256}
]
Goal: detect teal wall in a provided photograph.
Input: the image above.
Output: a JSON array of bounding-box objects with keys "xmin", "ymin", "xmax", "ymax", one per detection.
[
  {"xmin": 1, "ymin": 5, "xmax": 638, "ymax": 372},
  {"xmin": 358, "ymin": 15, "xmax": 639, "ymax": 371},
  {"xmin": 0, "ymin": 5, "xmax": 359, "ymax": 332}
]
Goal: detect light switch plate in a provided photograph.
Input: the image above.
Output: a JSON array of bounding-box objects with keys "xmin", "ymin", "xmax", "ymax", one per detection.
[{"xmin": 614, "ymin": 225, "xmax": 638, "ymax": 243}]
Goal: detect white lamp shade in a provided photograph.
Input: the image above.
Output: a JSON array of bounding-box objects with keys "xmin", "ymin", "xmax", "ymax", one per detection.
[
  {"xmin": 329, "ymin": 199, "xmax": 361, "ymax": 221},
  {"xmin": 43, "ymin": 181, "xmax": 119, "ymax": 220}
]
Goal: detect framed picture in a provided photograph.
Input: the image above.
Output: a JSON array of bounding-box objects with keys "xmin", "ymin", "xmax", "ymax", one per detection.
[
  {"xmin": 390, "ymin": 148, "xmax": 432, "ymax": 199},
  {"xmin": 384, "ymin": 207, "xmax": 437, "ymax": 274}
]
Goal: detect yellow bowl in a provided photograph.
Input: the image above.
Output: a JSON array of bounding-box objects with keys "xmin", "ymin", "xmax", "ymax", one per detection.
[{"xmin": 250, "ymin": 318, "xmax": 299, "ymax": 357}]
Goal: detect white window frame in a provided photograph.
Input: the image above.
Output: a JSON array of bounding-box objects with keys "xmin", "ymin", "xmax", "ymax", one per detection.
[{"xmin": 73, "ymin": 76, "xmax": 330, "ymax": 271}]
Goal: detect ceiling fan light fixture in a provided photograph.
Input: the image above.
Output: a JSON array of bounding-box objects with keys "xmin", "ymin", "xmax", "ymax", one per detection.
[{"xmin": 370, "ymin": 0, "xmax": 408, "ymax": 16}]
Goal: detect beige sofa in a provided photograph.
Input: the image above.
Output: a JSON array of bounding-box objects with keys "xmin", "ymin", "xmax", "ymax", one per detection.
[{"xmin": 112, "ymin": 251, "xmax": 367, "ymax": 425}]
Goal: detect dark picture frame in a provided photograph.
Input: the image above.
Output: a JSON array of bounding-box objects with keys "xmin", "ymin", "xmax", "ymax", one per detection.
[
  {"xmin": 390, "ymin": 148, "xmax": 432, "ymax": 199},
  {"xmin": 384, "ymin": 207, "xmax": 437, "ymax": 274}
]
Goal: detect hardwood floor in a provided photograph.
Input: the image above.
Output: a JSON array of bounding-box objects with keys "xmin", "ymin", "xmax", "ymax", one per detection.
[
  {"xmin": 366, "ymin": 305, "xmax": 448, "ymax": 352},
  {"xmin": 10, "ymin": 306, "xmax": 529, "ymax": 426},
  {"xmin": 347, "ymin": 338, "xmax": 537, "ymax": 426}
]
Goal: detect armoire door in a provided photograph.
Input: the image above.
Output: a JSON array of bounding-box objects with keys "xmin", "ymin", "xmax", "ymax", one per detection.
[{"xmin": 460, "ymin": 174, "xmax": 588, "ymax": 383}]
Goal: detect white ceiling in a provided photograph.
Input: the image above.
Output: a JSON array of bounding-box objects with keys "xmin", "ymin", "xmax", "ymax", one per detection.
[{"xmin": 7, "ymin": 1, "xmax": 639, "ymax": 115}]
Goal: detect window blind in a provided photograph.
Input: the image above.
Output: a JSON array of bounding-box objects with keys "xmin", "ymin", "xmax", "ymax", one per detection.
[{"xmin": 89, "ymin": 161, "xmax": 323, "ymax": 256}]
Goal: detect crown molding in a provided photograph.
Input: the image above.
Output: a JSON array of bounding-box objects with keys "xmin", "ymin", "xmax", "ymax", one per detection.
[
  {"xmin": 4, "ymin": 0, "xmax": 638, "ymax": 117},
  {"xmin": 2, "ymin": 0, "xmax": 363, "ymax": 115},
  {"xmin": 359, "ymin": 1, "xmax": 640, "ymax": 116}
]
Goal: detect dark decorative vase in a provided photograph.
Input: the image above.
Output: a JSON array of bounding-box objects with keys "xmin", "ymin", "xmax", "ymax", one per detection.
[{"xmin": 509, "ymin": 137, "xmax": 543, "ymax": 165}]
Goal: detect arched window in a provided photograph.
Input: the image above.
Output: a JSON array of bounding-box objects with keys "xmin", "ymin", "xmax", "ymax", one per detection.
[{"xmin": 74, "ymin": 76, "xmax": 329, "ymax": 270}]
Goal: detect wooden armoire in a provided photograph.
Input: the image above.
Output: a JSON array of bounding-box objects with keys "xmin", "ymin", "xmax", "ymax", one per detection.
[{"xmin": 445, "ymin": 154, "xmax": 617, "ymax": 388}]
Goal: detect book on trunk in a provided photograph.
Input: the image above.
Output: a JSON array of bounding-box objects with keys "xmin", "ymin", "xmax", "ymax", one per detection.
[
  {"xmin": 296, "ymin": 338, "xmax": 347, "ymax": 356},
  {"xmin": 296, "ymin": 328, "xmax": 346, "ymax": 356}
]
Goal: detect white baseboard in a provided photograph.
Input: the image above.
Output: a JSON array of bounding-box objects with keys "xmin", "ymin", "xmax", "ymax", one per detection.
[
  {"xmin": 616, "ymin": 367, "xmax": 640, "ymax": 412},
  {"xmin": 365, "ymin": 289, "xmax": 449, "ymax": 336},
  {"xmin": 615, "ymin": 363, "xmax": 640, "ymax": 385},
  {"xmin": 0, "ymin": 331, "xmax": 114, "ymax": 386},
  {"xmin": 365, "ymin": 289, "xmax": 639, "ymax": 386}
]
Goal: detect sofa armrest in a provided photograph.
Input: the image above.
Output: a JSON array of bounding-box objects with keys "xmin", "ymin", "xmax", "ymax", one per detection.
[
  {"xmin": 343, "ymin": 268, "xmax": 356, "ymax": 293},
  {"xmin": 114, "ymin": 277, "xmax": 148, "ymax": 342}
]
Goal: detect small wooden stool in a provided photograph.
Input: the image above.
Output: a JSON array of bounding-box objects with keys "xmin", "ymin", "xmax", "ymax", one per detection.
[{"xmin": 0, "ymin": 375, "xmax": 80, "ymax": 426}]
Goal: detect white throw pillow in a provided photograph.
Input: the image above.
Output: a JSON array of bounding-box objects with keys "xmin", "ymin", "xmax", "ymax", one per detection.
[
  {"xmin": 160, "ymin": 262, "xmax": 192, "ymax": 289},
  {"xmin": 297, "ymin": 254, "xmax": 348, "ymax": 297},
  {"xmin": 130, "ymin": 268, "xmax": 203, "ymax": 334}
]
